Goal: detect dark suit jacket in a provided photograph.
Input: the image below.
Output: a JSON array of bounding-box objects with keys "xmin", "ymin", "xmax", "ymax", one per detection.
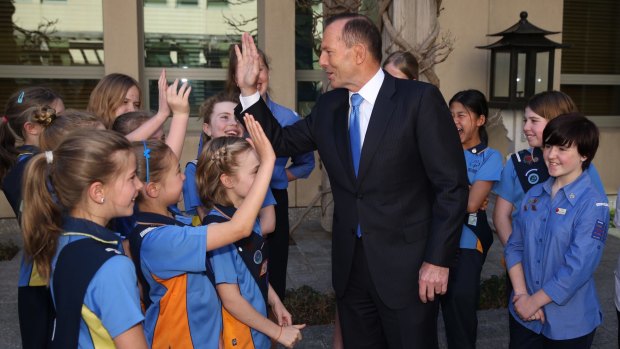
[{"xmin": 237, "ymin": 72, "xmax": 468, "ymax": 309}]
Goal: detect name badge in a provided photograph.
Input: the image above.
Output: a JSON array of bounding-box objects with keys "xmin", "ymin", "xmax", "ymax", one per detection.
[
  {"xmin": 467, "ymin": 213, "xmax": 477, "ymax": 227},
  {"xmin": 555, "ymin": 208, "xmax": 566, "ymax": 215}
]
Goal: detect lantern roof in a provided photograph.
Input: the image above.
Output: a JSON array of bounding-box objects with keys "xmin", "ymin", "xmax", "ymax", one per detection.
[{"xmin": 477, "ymin": 11, "xmax": 567, "ymax": 50}]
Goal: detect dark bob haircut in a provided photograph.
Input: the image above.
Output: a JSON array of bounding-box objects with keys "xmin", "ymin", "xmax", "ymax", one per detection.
[{"xmin": 543, "ymin": 112, "xmax": 599, "ymax": 170}]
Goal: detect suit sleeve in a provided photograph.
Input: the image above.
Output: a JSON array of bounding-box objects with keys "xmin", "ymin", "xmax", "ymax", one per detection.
[
  {"xmin": 416, "ymin": 85, "xmax": 469, "ymax": 267},
  {"xmin": 236, "ymin": 97, "xmax": 317, "ymax": 157}
]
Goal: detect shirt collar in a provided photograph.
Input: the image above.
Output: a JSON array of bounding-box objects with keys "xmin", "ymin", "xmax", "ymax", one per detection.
[
  {"xmin": 134, "ymin": 211, "xmax": 186, "ymax": 227},
  {"xmin": 62, "ymin": 216, "xmax": 120, "ymax": 245},
  {"xmin": 541, "ymin": 170, "xmax": 592, "ymax": 206},
  {"xmin": 349, "ymin": 68, "xmax": 384, "ymax": 106},
  {"xmin": 466, "ymin": 142, "xmax": 488, "ymax": 155}
]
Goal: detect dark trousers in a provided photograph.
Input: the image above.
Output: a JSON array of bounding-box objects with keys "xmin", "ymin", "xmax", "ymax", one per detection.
[
  {"xmin": 268, "ymin": 188, "xmax": 290, "ymax": 300},
  {"xmin": 509, "ymin": 313, "xmax": 595, "ymax": 349},
  {"xmin": 338, "ymin": 238, "xmax": 439, "ymax": 349},
  {"xmin": 18, "ymin": 286, "xmax": 54, "ymax": 349},
  {"xmin": 440, "ymin": 248, "xmax": 485, "ymax": 349}
]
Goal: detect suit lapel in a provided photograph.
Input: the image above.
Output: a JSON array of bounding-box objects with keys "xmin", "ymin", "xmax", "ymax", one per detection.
[
  {"xmin": 357, "ymin": 75, "xmax": 396, "ymax": 184},
  {"xmin": 333, "ymin": 94, "xmax": 355, "ymax": 179}
]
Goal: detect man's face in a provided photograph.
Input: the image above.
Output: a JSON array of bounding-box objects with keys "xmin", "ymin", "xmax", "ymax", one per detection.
[{"xmin": 319, "ymin": 20, "xmax": 357, "ymax": 90}]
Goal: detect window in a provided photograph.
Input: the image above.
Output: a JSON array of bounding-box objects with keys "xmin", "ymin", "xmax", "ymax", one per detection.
[
  {"xmin": 0, "ymin": 0, "xmax": 104, "ymax": 108},
  {"xmin": 560, "ymin": 0, "xmax": 620, "ymax": 116}
]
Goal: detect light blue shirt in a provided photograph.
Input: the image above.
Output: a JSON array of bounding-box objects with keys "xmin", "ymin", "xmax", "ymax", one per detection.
[
  {"xmin": 460, "ymin": 144, "xmax": 502, "ymax": 249},
  {"xmin": 505, "ymin": 170, "xmax": 609, "ymax": 340}
]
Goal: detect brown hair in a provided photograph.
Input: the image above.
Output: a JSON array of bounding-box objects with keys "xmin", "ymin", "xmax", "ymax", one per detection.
[
  {"xmin": 195, "ymin": 136, "xmax": 253, "ymax": 208},
  {"xmin": 40, "ymin": 110, "xmax": 104, "ymax": 151},
  {"xmin": 87, "ymin": 73, "xmax": 141, "ymax": 129},
  {"xmin": 384, "ymin": 51, "xmax": 419, "ymax": 80},
  {"xmin": 225, "ymin": 44, "xmax": 269, "ymax": 96},
  {"xmin": 132, "ymin": 139, "xmax": 174, "ymax": 184},
  {"xmin": 0, "ymin": 87, "xmax": 62, "ymax": 181},
  {"xmin": 527, "ymin": 90, "xmax": 578, "ymax": 121},
  {"xmin": 198, "ymin": 92, "xmax": 240, "ymax": 145},
  {"xmin": 324, "ymin": 13, "xmax": 382, "ymax": 63},
  {"xmin": 21, "ymin": 129, "xmax": 132, "ymax": 281},
  {"xmin": 113, "ymin": 111, "xmax": 153, "ymax": 136}
]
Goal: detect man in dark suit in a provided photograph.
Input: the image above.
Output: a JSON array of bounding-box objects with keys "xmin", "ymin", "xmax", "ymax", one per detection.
[{"xmin": 235, "ymin": 13, "xmax": 468, "ymax": 349}]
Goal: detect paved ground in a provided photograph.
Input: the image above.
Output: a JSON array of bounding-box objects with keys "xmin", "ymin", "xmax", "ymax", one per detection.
[{"xmin": 1, "ymin": 210, "xmax": 619, "ymax": 348}]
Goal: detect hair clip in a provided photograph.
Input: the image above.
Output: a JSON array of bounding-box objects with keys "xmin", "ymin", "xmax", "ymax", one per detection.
[
  {"xmin": 143, "ymin": 141, "xmax": 151, "ymax": 183},
  {"xmin": 45, "ymin": 151, "xmax": 53, "ymax": 164},
  {"xmin": 17, "ymin": 91, "xmax": 25, "ymax": 104}
]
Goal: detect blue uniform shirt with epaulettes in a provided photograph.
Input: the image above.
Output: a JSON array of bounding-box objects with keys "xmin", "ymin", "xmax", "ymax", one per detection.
[
  {"xmin": 494, "ymin": 147, "xmax": 606, "ymax": 220},
  {"xmin": 505, "ymin": 170, "xmax": 609, "ymax": 340},
  {"xmin": 50, "ymin": 216, "xmax": 143, "ymax": 349},
  {"xmin": 460, "ymin": 143, "xmax": 502, "ymax": 253}
]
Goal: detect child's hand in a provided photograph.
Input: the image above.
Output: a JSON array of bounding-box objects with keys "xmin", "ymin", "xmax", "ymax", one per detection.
[
  {"xmin": 513, "ymin": 294, "xmax": 541, "ymax": 321},
  {"xmin": 276, "ymin": 324, "xmax": 306, "ymax": 348},
  {"xmin": 271, "ymin": 299, "xmax": 292, "ymax": 327},
  {"xmin": 156, "ymin": 69, "xmax": 171, "ymax": 118},
  {"xmin": 243, "ymin": 113, "xmax": 275, "ymax": 163},
  {"xmin": 166, "ymin": 79, "xmax": 191, "ymax": 116}
]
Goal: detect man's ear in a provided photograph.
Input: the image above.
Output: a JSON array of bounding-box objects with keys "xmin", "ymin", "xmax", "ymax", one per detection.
[
  {"xmin": 354, "ymin": 44, "xmax": 367, "ymax": 65},
  {"xmin": 220, "ymin": 173, "xmax": 234, "ymax": 189},
  {"xmin": 144, "ymin": 182, "xmax": 160, "ymax": 198}
]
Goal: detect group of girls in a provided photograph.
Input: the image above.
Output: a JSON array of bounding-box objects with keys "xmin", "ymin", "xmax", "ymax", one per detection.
[
  {"xmin": 445, "ymin": 87, "xmax": 608, "ymax": 349},
  {"xmin": 383, "ymin": 49, "xmax": 608, "ymax": 349},
  {"xmin": 1, "ymin": 60, "xmax": 306, "ymax": 348}
]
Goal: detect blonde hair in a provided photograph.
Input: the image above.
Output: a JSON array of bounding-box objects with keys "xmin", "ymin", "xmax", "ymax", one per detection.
[
  {"xmin": 21, "ymin": 129, "xmax": 132, "ymax": 281},
  {"xmin": 196, "ymin": 137, "xmax": 253, "ymax": 208},
  {"xmin": 87, "ymin": 73, "xmax": 141, "ymax": 129},
  {"xmin": 40, "ymin": 110, "xmax": 104, "ymax": 151}
]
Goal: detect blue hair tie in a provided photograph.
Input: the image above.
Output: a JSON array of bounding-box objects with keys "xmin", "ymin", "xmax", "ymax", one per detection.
[
  {"xmin": 17, "ymin": 91, "xmax": 25, "ymax": 104},
  {"xmin": 143, "ymin": 141, "xmax": 151, "ymax": 183}
]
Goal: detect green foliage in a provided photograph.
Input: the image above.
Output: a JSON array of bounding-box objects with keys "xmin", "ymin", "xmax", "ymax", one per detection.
[
  {"xmin": 284, "ymin": 285, "xmax": 336, "ymax": 325},
  {"xmin": 479, "ymin": 274, "xmax": 508, "ymax": 309},
  {"xmin": 0, "ymin": 240, "xmax": 19, "ymax": 261}
]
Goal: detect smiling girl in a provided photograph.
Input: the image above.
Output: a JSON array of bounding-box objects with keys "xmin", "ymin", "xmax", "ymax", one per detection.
[{"xmin": 505, "ymin": 113, "xmax": 608, "ymax": 348}]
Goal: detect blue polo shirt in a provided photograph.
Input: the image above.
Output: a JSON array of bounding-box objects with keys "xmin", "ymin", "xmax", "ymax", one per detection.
[
  {"xmin": 209, "ymin": 209, "xmax": 270, "ymax": 349},
  {"xmin": 460, "ymin": 143, "xmax": 502, "ymax": 249},
  {"xmin": 505, "ymin": 170, "xmax": 609, "ymax": 340},
  {"xmin": 265, "ymin": 95, "xmax": 315, "ymax": 189},
  {"xmin": 50, "ymin": 216, "xmax": 143, "ymax": 348},
  {"xmin": 136, "ymin": 212, "xmax": 221, "ymax": 349}
]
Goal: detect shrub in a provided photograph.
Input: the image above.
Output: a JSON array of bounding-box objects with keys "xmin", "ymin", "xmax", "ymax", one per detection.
[
  {"xmin": 284, "ymin": 285, "xmax": 336, "ymax": 325},
  {"xmin": 479, "ymin": 273, "xmax": 508, "ymax": 309}
]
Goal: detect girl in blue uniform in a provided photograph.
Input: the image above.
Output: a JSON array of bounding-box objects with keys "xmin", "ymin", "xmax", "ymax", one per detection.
[
  {"xmin": 127, "ymin": 115, "xmax": 275, "ymax": 348},
  {"xmin": 0, "ymin": 87, "xmax": 63, "ymax": 349},
  {"xmin": 494, "ymin": 91, "xmax": 605, "ymax": 247},
  {"xmin": 505, "ymin": 113, "xmax": 607, "ymax": 348},
  {"xmin": 441, "ymin": 90, "xmax": 502, "ymax": 349},
  {"xmin": 197, "ymin": 118, "xmax": 305, "ymax": 349},
  {"xmin": 21, "ymin": 130, "xmax": 147, "ymax": 349},
  {"xmin": 183, "ymin": 92, "xmax": 276, "ymax": 231}
]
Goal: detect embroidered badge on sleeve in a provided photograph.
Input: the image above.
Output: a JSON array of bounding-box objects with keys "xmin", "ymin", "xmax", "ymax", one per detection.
[{"xmin": 591, "ymin": 219, "xmax": 607, "ymax": 242}]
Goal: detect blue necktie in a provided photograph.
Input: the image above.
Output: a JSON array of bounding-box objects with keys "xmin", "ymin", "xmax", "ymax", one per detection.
[
  {"xmin": 349, "ymin": 93, "xmax": 363, "ymax": 238},
  {"xmin": 349, "ymin": 93, "xmax": 363, "ymax": 176}
]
